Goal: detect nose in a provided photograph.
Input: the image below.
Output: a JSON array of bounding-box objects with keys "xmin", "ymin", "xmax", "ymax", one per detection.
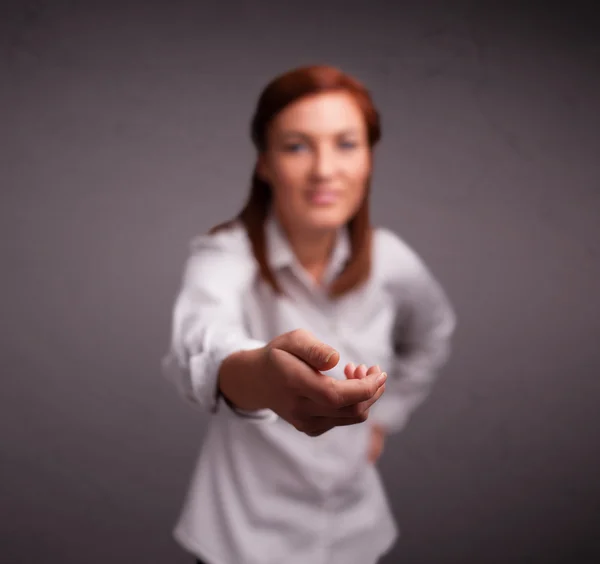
[{"xmin": 311, "ymin": 145, "xmax": 337, "ymax": 180}]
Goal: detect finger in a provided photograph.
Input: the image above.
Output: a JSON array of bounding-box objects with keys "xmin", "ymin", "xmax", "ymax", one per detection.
[
  {"xmin": 355, "ymin": 364, "xmax": 368, "ymax": 379},
  {"xmin": 344, "ymin": 362, "xmax": 356, "ymax": 379},
  {"xmin": 338, "ymin": 382, "xmax": 385, "ymax": 417},
  {"xmin": 366, "ymin": 365, "xmax": 380, "ymax": 377},
  {"xmin": 310, "ymin": 371, "xmax": 387, "ymax": 409},
  {"xmin": 274, "ymin": 328, "xmax": 339, "ymax": 371},
  {"xmin": 302, "ymin": 382, "xmax": 386, "ymax": 418}
]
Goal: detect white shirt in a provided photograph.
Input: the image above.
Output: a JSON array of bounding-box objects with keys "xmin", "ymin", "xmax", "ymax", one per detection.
[{"xmin": 162, "ymin": 212, "xmax": 456, "ymax": 564}]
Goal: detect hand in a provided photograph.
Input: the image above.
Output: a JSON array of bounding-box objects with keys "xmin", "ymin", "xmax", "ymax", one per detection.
[
  {"xmin": 261, "ymin": 329, "xmax": 387, "ymax": 437},
  {"xmin": 344, "ymin": 363, "xmax": 387, "ymax": 463},
  {"xmin": 367, "ymin": 423, "xmax": 386, "ymax": 463}
]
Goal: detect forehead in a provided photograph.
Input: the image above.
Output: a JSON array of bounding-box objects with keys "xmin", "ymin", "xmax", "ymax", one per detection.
[{"xmin": 272, "ymin": 91, "xmax": 366, "ymax": 136}]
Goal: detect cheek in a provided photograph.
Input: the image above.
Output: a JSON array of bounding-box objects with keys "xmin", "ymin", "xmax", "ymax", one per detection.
[
  {"xmin": 345, "ymin": 156, "xmax": 371, "ymax": 202},
  {"xmin": 346, "ymin": 184, "xmax": 368, "ymax": 216},
  {"xmin": 350, "ymin": 151, "xmax": 371, "ymax": 180},
  {"xmin": 272, "ymin": 159, "xmax": 309, "ymax": 191},
  {"xmin": 270, "ymin": 164, "xmax": 308, "ymax": 211}
]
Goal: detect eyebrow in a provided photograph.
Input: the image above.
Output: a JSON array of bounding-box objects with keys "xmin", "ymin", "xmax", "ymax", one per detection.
[{"xmin": 279, "ymin": 128, "xmax": 362, "ymax": 139}]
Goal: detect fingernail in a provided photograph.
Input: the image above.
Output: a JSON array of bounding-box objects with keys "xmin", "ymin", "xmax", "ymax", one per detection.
[
  {"xmin": 376, "ymin": 372, "xmax": 387, "ymax": 386},
  {"xmin": 324, "ymin": 351, "xmax": 336, "ymax": 363}
]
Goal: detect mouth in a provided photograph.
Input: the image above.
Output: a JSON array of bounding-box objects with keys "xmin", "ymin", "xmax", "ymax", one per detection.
[{"xmin": 306, "ymin": 189, "xmax": 341, "ymax": 205}]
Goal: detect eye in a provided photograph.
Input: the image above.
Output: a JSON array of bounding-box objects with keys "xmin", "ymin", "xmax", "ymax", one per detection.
[
  {"xmin": 283, "ymin": 142, "xmax": 307, "ymax": 153},
  {"xmin": 338, "ymin": 140, "xmax": 358, "ymax": 150}
]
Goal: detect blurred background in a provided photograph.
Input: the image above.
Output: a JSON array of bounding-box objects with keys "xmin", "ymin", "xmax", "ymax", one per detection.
[{"xmin": 1, "ymin": 0, "xmax": 599, "ymax": 562}]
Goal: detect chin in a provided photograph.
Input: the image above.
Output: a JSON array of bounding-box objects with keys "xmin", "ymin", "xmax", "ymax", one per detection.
[{"xmin": 302, "ymin": 206, "xmax": 352, "ymax": 231}]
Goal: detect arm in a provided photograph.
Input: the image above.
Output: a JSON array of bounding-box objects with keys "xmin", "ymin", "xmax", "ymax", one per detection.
[
  {"xmin": 161, "ymin": 227, "xmax": 277, "ymax": 422},
  {"xmin": 370, "ymin": 239, "xmax": 457, "ymax": 434}
]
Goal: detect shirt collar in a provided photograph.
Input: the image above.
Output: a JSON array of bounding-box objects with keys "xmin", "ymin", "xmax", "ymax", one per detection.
[{"xmin": 265, "ymin": 210, "xmax": 352, "ymax": 284}]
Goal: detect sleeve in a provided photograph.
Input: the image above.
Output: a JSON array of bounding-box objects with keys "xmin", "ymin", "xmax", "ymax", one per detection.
[
  {"xmin": 370, "ymin": 236, "xmax": 457, "ymax": 434},
  {"xmin": 161, "ymin": 228, "xmax": 278, "ymax": 423}
]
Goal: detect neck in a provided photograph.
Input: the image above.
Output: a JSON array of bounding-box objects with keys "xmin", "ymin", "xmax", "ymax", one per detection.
[{"xmin": 278, "ymin": 218, "xmax": 337, "ymax": 283}]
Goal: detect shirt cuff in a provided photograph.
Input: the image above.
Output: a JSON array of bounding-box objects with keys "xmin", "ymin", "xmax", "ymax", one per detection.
[{"xmin": 189, "ymin": 335, "xmax": 279, "ymax": 423}]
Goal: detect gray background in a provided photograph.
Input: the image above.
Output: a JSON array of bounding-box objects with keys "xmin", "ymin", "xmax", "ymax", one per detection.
[{"xmin": 1, "ymin": 0, "xmax": 599, "ymax": 562}]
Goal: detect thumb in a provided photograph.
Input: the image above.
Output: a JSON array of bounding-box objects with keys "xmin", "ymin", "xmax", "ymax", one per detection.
[{"xmin": 273, "ymin": 329, "xmax": 339, "ymax": 371}]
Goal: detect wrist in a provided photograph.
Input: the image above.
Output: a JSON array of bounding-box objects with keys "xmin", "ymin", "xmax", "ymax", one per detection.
[{"xmin": 218, "ymin": 347, "xmax": 268, "ymax": 411}]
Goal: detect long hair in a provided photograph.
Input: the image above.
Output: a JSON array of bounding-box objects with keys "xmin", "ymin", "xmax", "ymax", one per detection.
[{"xmin": 210, "ymin": 64, "xmax": 382, "ymax": 298}]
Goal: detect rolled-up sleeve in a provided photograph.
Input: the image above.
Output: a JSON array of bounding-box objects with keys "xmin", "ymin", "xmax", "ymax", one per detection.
[
  {"xmin": 161, "ymin": 227, "xmax": 278, "ymax": 422},
  {"xmin": 371, "ymin": 233, "xmax": 457, "ymax": 433}
]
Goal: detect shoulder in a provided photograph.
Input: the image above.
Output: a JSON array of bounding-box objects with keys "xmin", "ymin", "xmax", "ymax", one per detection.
[
  {"xmin": 182, "ymin": 220, "xmax": 257, "ymax": 289},
  {"xmin": 189, "ymin": 220, "xmax": 252, "ymax": 257}
]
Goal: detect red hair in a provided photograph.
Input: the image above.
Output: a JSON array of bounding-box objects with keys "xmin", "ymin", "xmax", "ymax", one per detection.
[{"xmin": 210, "ymin": 64, "xmax": 382, "ymax": 298}]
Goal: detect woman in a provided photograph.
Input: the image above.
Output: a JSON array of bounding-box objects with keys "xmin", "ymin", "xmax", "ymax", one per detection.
[{"xmin": 162, "ymin": 64, "xmax": 456, "ymax": 564}]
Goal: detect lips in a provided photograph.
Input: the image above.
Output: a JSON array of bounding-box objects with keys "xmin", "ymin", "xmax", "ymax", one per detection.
[{"xmin": 307, "ymin": 190, "xmax": 340, "ymax": 205}]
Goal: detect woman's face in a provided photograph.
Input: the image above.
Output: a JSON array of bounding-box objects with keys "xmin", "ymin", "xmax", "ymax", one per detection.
[{"xmin": 258, "ymin": 91, "xmax": 372, "ymax": 234}]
